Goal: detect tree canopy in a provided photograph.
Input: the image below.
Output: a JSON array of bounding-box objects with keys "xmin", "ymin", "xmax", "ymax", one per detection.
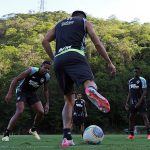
[{"xmin": 0, "ymin": 11, "xmax": 150, "ymax": 133}]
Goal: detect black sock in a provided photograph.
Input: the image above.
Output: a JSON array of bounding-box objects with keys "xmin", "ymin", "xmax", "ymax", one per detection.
[
  {"xmin": 147, "ymin": 128, "xmax": 150, "ymax": 134},
  {"xmin": 129, "ymin": 129, "xmax": 134, "ymax": 136},
  {"xmin": 81, "ymin": 131, "xmax": 84, "ymax": 137},
  {"xmin": 4, "ymin": 129, "xmax": 11, "ymax": 137},
  {"xmin": 31, "ymin": 125, "xmax": 37, "ymax": 132},
  {"xmin": 63, "ymin": 128, "xmax": 72, "ymax": 140}
]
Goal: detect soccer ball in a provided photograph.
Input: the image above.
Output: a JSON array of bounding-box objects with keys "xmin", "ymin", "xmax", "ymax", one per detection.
[{"xmin": 83, "ymin": 125, "xmax": 104, "ymax": 144}]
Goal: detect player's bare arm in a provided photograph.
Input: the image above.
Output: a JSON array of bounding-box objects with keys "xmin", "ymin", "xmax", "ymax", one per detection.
[
  {"xmin": 84, "ymin": 104, "xmax": 88, "ymax": 117},
  {"xmin": 86, "ymin": 21, "xmax": 116, "ymax": 76},
  {"xmin": 135, "ymin": 88, "xmax": 147, "ymax": 108},
  {"xmin": 5, "ymin": 68, "xmax": 32, "ymax": 103},
  {"xmin": 42, "ymin": 27, "xmax": 55, "ymax": 60},
  {"xmin": 43, "ymin": 82, "xmax": 50, "ymax": 114},
  {"xmin": 125, "ymin": 92, "xmax": 131, "ymax": 111}
]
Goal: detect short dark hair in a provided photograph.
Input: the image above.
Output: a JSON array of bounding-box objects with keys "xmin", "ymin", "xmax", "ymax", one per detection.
[
  {"xmin": 41, "ymin": 61, "xmax": 51, "ymax": 66},
  {"xmin": 71, "ymin": 10, "xmax": 86, "ymax": 18}
]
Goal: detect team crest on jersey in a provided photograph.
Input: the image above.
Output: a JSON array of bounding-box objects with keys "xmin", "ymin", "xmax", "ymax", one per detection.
[
  {"xmin": 40, "ymin": 78, "xmax": 45, "ymax": 83},
  {"xmin": 17, "ymin": 96, "xmax": 21, "ymax": 101},
  {"xmin": 136, "ymin": 80, "xmax": 140, "ymax": 84}
]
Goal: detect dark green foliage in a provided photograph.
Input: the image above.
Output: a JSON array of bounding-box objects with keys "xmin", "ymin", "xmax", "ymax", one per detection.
[{"xmin": 0, "ymin": 11, "xmax": 150, "ymax": 134}]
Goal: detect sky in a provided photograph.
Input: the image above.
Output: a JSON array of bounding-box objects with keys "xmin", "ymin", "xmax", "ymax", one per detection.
[{"xmin": 0, "ymin": 0, "xmax": 150, "ymax": 23}]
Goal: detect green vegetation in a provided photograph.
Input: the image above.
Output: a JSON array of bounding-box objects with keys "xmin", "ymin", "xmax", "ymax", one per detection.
[
  {"xmin": 1, "ymin": 134, "xmax": 150, "ymax": 150},
  {"xmin": 0, "ymin": 11, "xmax": 150, "ymax": 133}
]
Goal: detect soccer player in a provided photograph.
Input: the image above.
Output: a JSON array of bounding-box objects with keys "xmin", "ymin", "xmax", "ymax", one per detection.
[
  {"xmin": 125, "ymin": 67, "xmax": 150, "ymax": 139},
  {"xmin": 42, "ymin": 10, "xmax": 116, "ymax": 147},
  {"xmin": 2, "ymin": 61, "xmax": 51, "ymax": 141},
  {"xmin": 72, "ymin": 93, "xmax": 87, "ymax": 136}
]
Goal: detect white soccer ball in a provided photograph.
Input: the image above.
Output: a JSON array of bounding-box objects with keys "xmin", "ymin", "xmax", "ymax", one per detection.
[{"xmin": 83, "ymin": 125, "xmax": 104, "ymax": 144}]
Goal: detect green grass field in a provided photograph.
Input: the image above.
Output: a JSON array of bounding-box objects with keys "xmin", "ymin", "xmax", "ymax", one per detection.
[{"xmin": 1, "ymin": 134, "xmax": 150, "ymax": 150}]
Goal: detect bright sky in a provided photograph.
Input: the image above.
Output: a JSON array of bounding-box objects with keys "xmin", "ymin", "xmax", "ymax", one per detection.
[{"xmin": 0, "ymin": 0, "xmax": 150, "ymax": 23}]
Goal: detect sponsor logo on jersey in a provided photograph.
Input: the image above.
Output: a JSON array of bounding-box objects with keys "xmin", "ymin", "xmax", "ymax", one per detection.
[
  {"xmin": 75, "ymin": 103, "xmax": 83, "ymax": 107},
  {"xmin": 17, "ymin": 96, "xmax": 21, "ymax": 101},
  {"xmin": 61, "ymin": 20, "xmax": 74, "ymax": 26},
  {"xmin": 130, "ymin": 84, "xmax": 139, "ymax": 89},
  {"xmin": 40, "ymin": 78, "xmax": 45, "ymax": 83},
  {"xmin": 58, "ymin": 45, "xmax": 72, "ymax": 53},
  {"xmin": 29, "ymin": 80, "xmax": 39, "ymax": 88}
]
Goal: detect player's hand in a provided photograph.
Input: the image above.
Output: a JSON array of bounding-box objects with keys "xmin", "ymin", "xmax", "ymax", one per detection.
[
  {"xmin": 44, "ymin": 102, "xmax": 49, "ymax": 114},
  {"xmin": 135, "ymin": 102, "xmax": 141, "ymax": 109},
  {"xmin": 108, "ymin": 63, "xmax": 116, "ymax": 77},
  {"xmin": 125, "ymin": 103, "xmax": 129, "ymax": 111},
  {"xmin": 5, "ymin": 93, "xmax": 13, "ymax": 104}
]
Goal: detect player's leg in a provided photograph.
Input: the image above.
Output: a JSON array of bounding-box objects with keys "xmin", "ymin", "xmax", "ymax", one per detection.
[
  {"xmin": 142, "ymin": 112, "xmax": 150, "ymax": 139},
  {"xmin": 54, "ymin": 65, "xmax": 76, "ymax": 146},
  {"xmin": 29, "ymin": 101, "xmax": 44, "ymax": 140},
  {"xmin": 84, "ymin": 80, "xmax": 110, "ymax": 113},
  {"xmin": 62, "ymin": 93, "xmax": 75, "ymax": 146},
  {"xmin": 2, "ymin": 101, "xmax": 25, "ymax": 141},
  {"xmin": 61, "ymin": 52, "xmax": 108, "ymax": 113},
  {"xmin": 63, "ymin": 52, "xmax": 110, "ymax": 113},
  {"xmin": 128, "ymin": 112, "xmax": 136, "ymax": 139},
  {"xmin": 72, "ymin": 116, "xmax": 79, "ymax": 133},
  {"xmin": 54, "ymin": 53, "xmax": 85, "ymax": 146},
  {"xmin": 31, "ymin": 101, "xmax": 44, "ymax": 130},
  {"xmin": 81, "ymin": 123, "xmax": 85, "ymax": 137}
]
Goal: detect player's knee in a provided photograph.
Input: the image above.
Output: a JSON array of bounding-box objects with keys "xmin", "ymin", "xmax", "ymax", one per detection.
[
  {"xmin": 129, "ymin": 116, "xmax": 135, "ymax": 121},
  {"xmin": 64, "ymin": 97, "xmax": 74, "ymax": 106},
  {"xmin": 84, "ymin": 80, "xmax": 97, "ymax": 90},
  {"xmin": 16, "ymin": 109, "xmax": 24, "ymax": 116},
  {"xmin": 143, "ymin": 114, "xmax": 148, "ymax": 120},
  {"xmin": 37, "ymin": 109, "xmax": 44, "ymax": 116}
]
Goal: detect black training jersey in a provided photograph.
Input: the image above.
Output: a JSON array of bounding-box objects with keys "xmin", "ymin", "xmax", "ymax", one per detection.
[
  {"xmin": 73, "ymin": 99, "xmax": 86, "ymax": 117},
  {"xmin": 55, "ymin": 17, "xmax": 86, "ymax": 55},
  {"xmin": 128, "ymin": 76, "xmax": 147, "ymax": 105},
  {"xmin": 16, "ymin": 67, "xmax": 50, "ymax": 92}
]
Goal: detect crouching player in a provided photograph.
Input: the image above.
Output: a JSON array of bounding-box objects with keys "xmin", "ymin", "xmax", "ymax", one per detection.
[{"xmin": 2, "ymin": 61, "xmax": 51, "ymax": 141}]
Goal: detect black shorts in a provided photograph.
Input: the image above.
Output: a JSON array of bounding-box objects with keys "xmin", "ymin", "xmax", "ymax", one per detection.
[
  {"xmin": 129, "ymin": 104, "xmax": 147, "ymax": 114},
  {"xmin": 73, "ymin": 115, "xmax": 85, "ymax": 126},
  {"xmin": 16, "ymin": 91, "xmax": 40, "ymax": 106},
  {"xmin": 54, "ymin": 51, "xmax": 94, "ymax": 94}
]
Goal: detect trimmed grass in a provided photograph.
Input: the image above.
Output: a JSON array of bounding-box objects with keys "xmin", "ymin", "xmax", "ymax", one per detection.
[{"xmin": 1, "ymin": 134, "xmax": 150, "ymax": 150}]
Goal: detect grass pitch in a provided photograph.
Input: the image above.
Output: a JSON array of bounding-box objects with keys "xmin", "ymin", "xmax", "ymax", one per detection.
[{"xmin": 1, "ymin": 134, "xmax": 150, "ymax": 150}]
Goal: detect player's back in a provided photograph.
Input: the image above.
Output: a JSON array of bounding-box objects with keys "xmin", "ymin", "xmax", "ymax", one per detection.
[{"xmin": 55, "ymin": 17, "xmax": 86, "ymax": 55}]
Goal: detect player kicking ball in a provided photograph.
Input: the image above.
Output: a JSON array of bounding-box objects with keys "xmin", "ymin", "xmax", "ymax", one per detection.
[{"xmin": 42, "ymin": 10, "xmax": 116, "ymax": 147}]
